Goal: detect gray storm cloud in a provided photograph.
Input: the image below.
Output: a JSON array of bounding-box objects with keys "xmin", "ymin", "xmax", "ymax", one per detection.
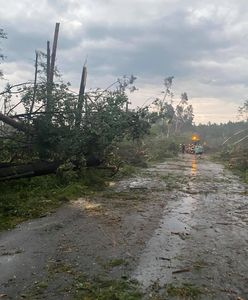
[{"xmin": 1, "ymin": 0, "xmax": 248, "ymax": 123}]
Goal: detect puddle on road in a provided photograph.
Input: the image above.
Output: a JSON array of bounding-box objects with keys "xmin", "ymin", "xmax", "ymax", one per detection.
[
  {"xmin": 133, "ymin": 194, "xmax": 197, "ymax": 289},
  {"xmin": 116, "ymin": 177, "xmax": 166, "ymax": 192},
  {"xmin": 0, "ymin": 250, "xmax": 22, "ymax": 265},
  {"xmin": 0, "ymin": 254, "xmax": 16, "ymax": 264},
  {"xmin": 191, "ymin": 157, "xmax": 197, "ymax": 176}
]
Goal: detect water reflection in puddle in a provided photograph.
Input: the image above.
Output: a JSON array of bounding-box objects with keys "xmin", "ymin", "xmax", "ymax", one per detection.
[
  {"xmin": 133, "ymin": 195, "xmax": 197, "ymax": 289},
  {"xmin": 191, "ymin": 157, "xmax": 197, "ymax": 176},
  {"xmin": 0, "ymin": 254, "xmax": 16, "ymax": 264}
]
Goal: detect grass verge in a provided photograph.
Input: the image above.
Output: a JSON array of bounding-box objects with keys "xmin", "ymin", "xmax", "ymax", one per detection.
[
  {"xmin": 74, "ymin": 276, "xmax": 142, "ymax": 300},
  {"xmin": 166, "ymin": 283, "xmax": 203, "ymax": 299},
  {"xmin": 0, "ymin": 169, "xmax": 107, "ymax": 231}
]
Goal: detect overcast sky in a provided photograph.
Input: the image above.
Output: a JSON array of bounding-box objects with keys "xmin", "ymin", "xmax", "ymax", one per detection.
[{"xmin": 1, "ymin": 0, "xmax": 248, "ymax": 124}]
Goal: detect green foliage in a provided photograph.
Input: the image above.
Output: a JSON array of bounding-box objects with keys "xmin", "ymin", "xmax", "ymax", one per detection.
[
  {"xmin": 114, "ymin": 140, "xmax": 147, "ymax": 167},
  {"xmin": 144, "ymin": 136, "xmax": 179, "ymax": 162},
  {"xmin": 1, "ymin": 74, "xmax": 151, "ymax": 166},
  {"xmin": 0, "ymin": 169, "xmax": 107, "ymax": 231},
  {"xmin": 152, "ymin": 77, "xmax": 194, "ymax": 136},
  {"xmin": 118, "ymin": 164, "xmax": 138, "ymax": 177},
  {"xmin": 108, "ymin": 134, "xmax": 180, "ymax": 175},
  {"xmin": 218, "ymin": 146, "xmax": 248, "ymax": 183},
  {"xmin": 193, "ymin": 121, "xmax": 248, "ymax": 149},
  {"xmin": 126, "ymin": 107, "xmax": 151, "ymax": 141},
  {"xmin": 239, "ymin": 99, "xmax": 248, "ymax": 120}
]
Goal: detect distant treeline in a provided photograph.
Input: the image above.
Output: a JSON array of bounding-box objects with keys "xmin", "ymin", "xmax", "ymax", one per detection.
[{"xmin": 193, "ymin": 121, "xmax": 248, "ymax": 147}]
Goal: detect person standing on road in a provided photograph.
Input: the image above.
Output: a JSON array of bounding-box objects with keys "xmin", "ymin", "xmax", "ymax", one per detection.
[{"xmin": 181, "ymin": 144, "xmax": 186, "ymax": 154}]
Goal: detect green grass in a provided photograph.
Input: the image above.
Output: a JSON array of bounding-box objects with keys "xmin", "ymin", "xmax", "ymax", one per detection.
[
  {"xmin": 231, "ymin": 168, "xmax": 248, "ymax": 184},
  {"xmin": 0, "ymin": 169, "xmax": 107, "ymax": 231},
  {"xmin": 166, "ymin": 283, "xmax": 203, "ymax": 299},
  {"xmin": 106, "ymin": 258, "xmax": 128, "ymax": 268},
  {"xmin": 74, "ymin": 276, "xmax": 142, "ymax": 300},
  {"xmin": 98, "ymin": 258, "xmax": 129, "ymax": 270},
  {"xmin": 144, "ymin": 137, "xmax": 180, "ymax": 163},
  {"xmin": 117, "ymin": 164, "xmax": 139, "ymax": 178},
  {"xmin": 23, "ymin": 267, "xmax": 142, "ymax": 300},
  {"xmin": 211, "ymin": 150, "xmax": 248, "ymax": 184}
]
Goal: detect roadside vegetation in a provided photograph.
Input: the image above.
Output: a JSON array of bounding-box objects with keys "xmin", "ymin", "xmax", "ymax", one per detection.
[
  {"xmin": 0, "ymin": 134, "xmax": 183, "ymax": 231},
  {"xmin": 0, "ymin": 168, "xmax": 108, "ymax": 230},
  {"xmin": 193, "ymin": 121, "xmax": 248, "ymax": 183},
  {"xmin": 219, "ymin": 146, "xmax": 247, "ymax": 183},
  {"xmin": 0, "ymin": 25, "xmax": 196, "ymax": 231}
]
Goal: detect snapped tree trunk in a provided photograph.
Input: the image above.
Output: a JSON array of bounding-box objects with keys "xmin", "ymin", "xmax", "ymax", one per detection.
[
  {"xmin": 75, "ymin": 65, "xmax": 87, "ymax": 127},
  {"xmin": 0, "ymin": 161, "xmax": 61, "ymax": 181},
  {"xmin": 46, "ymin": 23, "xmax": 60, "ymax": 118}
]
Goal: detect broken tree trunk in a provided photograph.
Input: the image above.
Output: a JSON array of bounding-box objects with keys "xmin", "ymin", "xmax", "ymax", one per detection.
[
  {"xmin": 47, "ymin": 41, "xmax": 51, "ymax": 85},
  {"xmin": 0, "ymin": 112, "xmax": 30, "ymax": 133},
  {"xmin": 75, "ymin": 64, "xmax": 87, "ymax": 127},
  {"xmin": 50, "ymin": 23, "xmax": 60, "ymax": 85},
  {"xmin": 46, "ymin": 40, "xmax": 51, "ymax": 114},
  {"xmin": 46, "ymin": 23, "xmax": 60, "ymax": 117},
  {"xmin": 30, "ymin": 50, "xmax": 39, "ymax": 116},
  {"xmin": 0, "ymin": 160, "xmax": 61, "ymax": 181}
]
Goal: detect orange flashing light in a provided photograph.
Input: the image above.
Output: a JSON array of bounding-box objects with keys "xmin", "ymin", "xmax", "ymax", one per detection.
[{"xmin": 191, "ymin": 134, "xmax": 200, "ymax": 142}]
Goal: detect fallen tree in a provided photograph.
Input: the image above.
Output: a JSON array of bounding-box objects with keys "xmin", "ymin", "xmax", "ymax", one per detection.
[
  {"xmin": 0, "ymin": 160, "xmax": 61, "ymax": 181},
  {"xmin": 0, "ymin": 24, "xmax": 151, "ymax": 181},
  {"xmin": 0, "ymin": 112, "xmax": 31, "ymax": 133}
]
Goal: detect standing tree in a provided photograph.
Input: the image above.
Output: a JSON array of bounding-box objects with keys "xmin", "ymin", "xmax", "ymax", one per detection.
[
  {"xmin": 153, "ymin": 76, "xmax": 175, "ymax": 137},
  {"xmin": 239, "ymin": 100, "xmax": 248, "ymax": 121},
  {"xmin": 152, "ymin": 77, "xmax": 194, "ymax": 136},
  {"xmin": 175, "ymin": 92, "xmax": 194, "ymax": 133}
]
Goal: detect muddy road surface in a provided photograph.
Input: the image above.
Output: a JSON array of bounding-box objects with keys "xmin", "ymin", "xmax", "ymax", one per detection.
[{"xmin": 0, "ymin": 155, "xmax": 247, "ymax": 299}]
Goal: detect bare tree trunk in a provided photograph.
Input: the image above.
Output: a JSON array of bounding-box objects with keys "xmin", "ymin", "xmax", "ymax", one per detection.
[
  {"xmin": 0, "ymin": 112, "xmax": 29, "ymax": 133},
  {"xmin": 167, "ymin": 123, "xmax": 170, "ymax": 138},
  {"xmin": 75, "ymin": 65, "xmax": 87, "ymax": 127},
  {"xmin": 46, "ymin": 41, "xmax": 51, "ymax": 115},
  {"xmin": 50, "ymin": 23, "xmax": 60, "ymax": 84},
  {"xmin": 46, "ymin": 23, "xmax": 60, "ymax": 117},
  {"xmin": 30, "ymin": 51, "xmax": 38, "ymax": 115},
  {"xmin": 126, "ymin": 98, "xmax": 129, "ymax": 113},
  {"xmin": 47, "ymin": 41, "xmax": 51, "ymax": 85},
  {"xmin": 175, "ymin": 118, "xmax": 179, "ymax": 134}
]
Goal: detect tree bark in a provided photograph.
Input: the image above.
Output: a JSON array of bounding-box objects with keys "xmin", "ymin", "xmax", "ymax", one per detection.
[
  {"xmin": 50, "ymin": 23, "xmax": 60, "ymax": 85},
  {"xmin": 0, "ymin": 112, "xmax": 29, "ymax": 133},
  {"xmin": 0, "ymin": 161, "xmax": 61, "ymax": 181},
  {"xmin": 75, "ymin": 65, "xmax": 87, "ymax": 127},
  {"xmin": 29, "ymin": 51, "xmax": 39, "ymax": 116}
]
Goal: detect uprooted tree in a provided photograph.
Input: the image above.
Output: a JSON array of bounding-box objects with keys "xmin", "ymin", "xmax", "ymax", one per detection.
[{"xmin": 0, "ymin": 23, "xmax": 151, "ymax": 181}]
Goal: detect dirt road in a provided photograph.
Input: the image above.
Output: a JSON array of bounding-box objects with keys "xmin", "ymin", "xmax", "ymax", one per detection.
[{"xmin": 0, "ymin": 155, "xmax": 247, "ymax": 299}]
